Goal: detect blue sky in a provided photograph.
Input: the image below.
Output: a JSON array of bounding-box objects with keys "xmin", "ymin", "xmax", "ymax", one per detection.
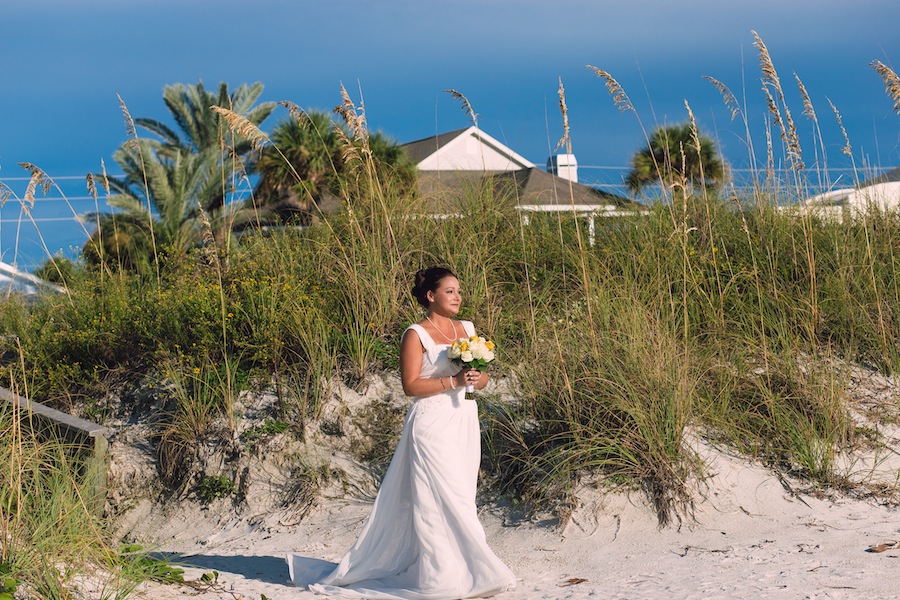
[{"xmin": 2, "ymin": 0, "xmax": 899, "ymax": 268}]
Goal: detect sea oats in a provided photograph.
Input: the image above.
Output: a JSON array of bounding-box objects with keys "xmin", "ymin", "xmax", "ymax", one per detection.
[
  {"xmin": 871, "ymin": 60, "xmax": 900, "ymax": 113},
  {"xmin": 117, "ymin": 94, "xmax": 136, "ymax": 138},
  {"xmin": 279, "ymin": 100, "xmax": 310, "ymax": 128},
  {"xmin": 761, "ymin": 84, "xmax": 783, "ymax": 132},
  {"xmin": 556, "ymin": 78, "xmax": 570, "ymax": 151},
  {"xmin": 334, "ymin": 83, "xmax": 368, "ymax": 141},
  {"xmin": 703, "ymin": 76, "xmax": 741, "ymax": 121},
  {"xmin": 99, "ymin": 159, "xmax": 111, "ymax": 195},
  {"xmin": 334, "ymin": 125, "xmax": 362, "ymax": 166},
  {"xmin": 86, "ymin": 173, "xmax": 97, "ymax": 200},
  {"xmin": 211, "ymin": 105, "xmax": 269, "ymax": 151},
  {"xmin": 752, "ymin": 32, "xmax": 782, "ymax": 94},
  {"xmin": 198, "ymin": 204, "xmax": 216, "ymax": 247},
  {"xmin": 753, "ymin": 31, "xmax": 803, "ymax": 171},
  {"xmin": 18, "ymin": 162, "xmax": 50, "ymax": 207},
  {"xmin": 827, "ymin": 98, "xmax": 852, "ymax": 157},
  {"xmin": 794, "ymin": 73, "xmax": 817, "ymax": 121},
  {"xmin": 684, "ymin": 101, "xmax": 702, "ymax": 156},
  {"xmin": 0, "ymin": 182, "xmax": 12, "ymax": 208},
  {"xmin": 586, "ymin": 65, "xmax": 634, "ymax": 113},
  {"xmin": 444, "ymin": 89, "xmax": 478, "ymax": 128}
]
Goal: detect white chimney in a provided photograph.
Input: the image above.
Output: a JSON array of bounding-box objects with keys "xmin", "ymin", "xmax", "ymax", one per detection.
[{"xmin": 548, "ymin": 153, "xmax": 578, "ymax": 183}]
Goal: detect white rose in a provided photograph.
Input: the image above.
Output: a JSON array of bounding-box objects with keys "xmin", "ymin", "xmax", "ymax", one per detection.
[
  {"xmin": 460, "ymin": 351, "xmax": 474, "ymax": 363},
  {"xmin": 483, "ymin": 350, "xmax": 495, "ymax": 362},
  {"xmin": 447, "ymin": 345, "xmax": 461, "ymax": 359},
  {"xmin": 471, "ymin": 345, "xmax": 485, "ymax": 359}
]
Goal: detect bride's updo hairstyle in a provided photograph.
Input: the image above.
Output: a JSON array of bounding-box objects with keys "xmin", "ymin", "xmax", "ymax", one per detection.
[{"xmin": 412, "ymin": 267, "xmax": 456, "ymax": 309}]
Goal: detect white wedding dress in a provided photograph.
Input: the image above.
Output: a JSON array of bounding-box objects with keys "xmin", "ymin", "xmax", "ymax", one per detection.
[{"xmin": 287, "ymin": 321, "xmax": 516, "ymax": 599}]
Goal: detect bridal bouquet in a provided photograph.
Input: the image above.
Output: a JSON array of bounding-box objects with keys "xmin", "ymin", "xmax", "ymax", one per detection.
[{"xmin": 448, "ymin": 336, "xmax": 496, "ymax": 394}]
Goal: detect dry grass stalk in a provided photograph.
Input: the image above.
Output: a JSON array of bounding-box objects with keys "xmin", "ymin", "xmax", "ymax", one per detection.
[
  {"xmin": 703, "ymin": 76, "xmax": 741, "ymax": 121},
  {"xmin": 871, "ymin": 60, "xmax": 900, "ymax": 113},
  {"xmin": 117, "ymin": 93, "xmax": 135, "ymax": 137},
  {"xmin": 586, "ymin": 65, "xmax": 634, "ymax": 113},
  {"xmin": 556, "ymin": 78, "xmax": 570, "ymax": 151},
  {"xmin": 794, "ymin": 73, "xmax": 817, "ymax": 121},
  {"xmin": 18, "ymin": 162, "xmax": 50, "ymax": 208},
  {"xmin": 85, "ymin": 173, "xmax": 96, "ymax": 200},
  {"xmin": 334, "ymin": 83, "xmax": 368, "ymax": 141},
  {"xmin": 753, "ymin": 31, "xmax": 804, "ymax": 171},
  {"xmin": 98, "ymin": 159, "xmax": 111, "ymax": 195},
  {"xmin": 0, "ymin": 182, "xmax": 11, "ymax": 208},
  {"xmin": 761, "ymin": 83, "xmax": 783, "ymax": 132},
  {"xmin": 116, "ymin": 93, "xmax": 140, "ymax": 152},
  {"xmin": 684, "ymin": 101, "xmax": 702, "ymax": 157},
  {"xmin": 827, "ymin": 98, "xmax": 853, "ymax": 157},
  {"xmin": 752, "ymin": 32, "xmax": 782, "ymax": 95},
  {"xmin": 280, "ymin": 100, "xmax": 312, "ymax": 130},
  {"xmin": 445, "ymin": 88, "xmax": 478, "ymax": 128},
  {"xmin": 211, "ymin": 105, "xmax": 269, "ymax": 151}
]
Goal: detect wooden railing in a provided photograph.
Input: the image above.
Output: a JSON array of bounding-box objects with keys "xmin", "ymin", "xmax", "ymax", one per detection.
[{"xmin": 0, "ymin": 385, "xmax": 109, "ymax": 506}]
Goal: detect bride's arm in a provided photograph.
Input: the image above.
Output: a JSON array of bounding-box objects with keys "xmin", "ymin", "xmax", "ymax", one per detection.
[{"xmin": 400, "ymin": 329, "xmax": 463, "ymax": 396}]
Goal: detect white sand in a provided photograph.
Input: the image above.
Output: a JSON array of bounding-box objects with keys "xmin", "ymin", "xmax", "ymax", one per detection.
[
  {"xmin": 125, "ymin": 438, "xmax": 900, "ymax": 600},
  {"xmin": 117, "ymin": 366, "xmax": 900, "ymax": 599}
]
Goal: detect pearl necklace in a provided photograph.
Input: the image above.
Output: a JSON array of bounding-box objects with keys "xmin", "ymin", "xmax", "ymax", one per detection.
[{"xmin": 425, "ymin": 315, "xmax": 457, "ymax": 343}]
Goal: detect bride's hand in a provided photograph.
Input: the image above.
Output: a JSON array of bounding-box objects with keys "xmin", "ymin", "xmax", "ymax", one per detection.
[{"xmin": 456, "ymin": 369, "xmax": 480, "ymax": 388}]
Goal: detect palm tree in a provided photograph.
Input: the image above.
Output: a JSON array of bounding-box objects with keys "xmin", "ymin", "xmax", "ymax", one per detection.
[
  {"xmin": 84, "ymin": 81, "xmax": 275, "ymax": 270},
  {"xmin": 626, "ymin": 123, "xmax": 726, "ymax": 195},
  {"xmin": 252, "ymin": 111, "xmax": 414, "ymax": 223},
  {"xmin": 84, "ymin": 140, "xmax": 254, "ymax": 271},
  {"xmin": 136, "ymin": 80, "xmax": 275, "ymax": 160},
  {"xmin": 252, "ymin": 111, "xmax": 341, "ymax": 220}
]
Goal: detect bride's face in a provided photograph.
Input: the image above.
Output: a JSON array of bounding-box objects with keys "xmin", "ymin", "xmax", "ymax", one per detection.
[{"xmin": 427, "ymin": 276, "xmax": 461, "ymax": 316}]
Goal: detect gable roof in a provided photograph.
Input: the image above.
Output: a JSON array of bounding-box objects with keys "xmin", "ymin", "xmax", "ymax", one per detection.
[
  {"xmin": 402, "ymin": 126, "xmax": 535, "ymax": 172},
  {"xmin": 416, "ymin": 168, "xmax": 635, "ymax": 213}
]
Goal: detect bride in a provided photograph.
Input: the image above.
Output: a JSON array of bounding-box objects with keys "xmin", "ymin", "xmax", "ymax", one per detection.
[{"xmin": 288, "ymin": 267, "xmax": 516, "ymax": 599}]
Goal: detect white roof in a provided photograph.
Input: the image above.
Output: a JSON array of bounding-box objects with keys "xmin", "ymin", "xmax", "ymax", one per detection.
[{"xmin": 404, "ymin": 126, "xmax": 534, "ymax": 172}]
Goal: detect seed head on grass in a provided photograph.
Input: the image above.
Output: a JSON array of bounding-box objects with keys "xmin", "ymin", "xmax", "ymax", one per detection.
[
  {"xmin": 556, "ymin": 78, "xmax": 570, "ymax": 152},
  {"xmin": 18, "ymin": 162, "xmax": 51, "ymax": 207},
  {"xmin": 586, "ymin": 65, "xmax": 634, "ymax": 113},
  {"xmin": 117, "ymin": 93, "xmax": 136, "ymax": 137},
  {"xmin": 280, "ymin": 100, "xmax": 310, "ymax": 129},
  {"xmin": 117, "ymin": 93, "xmax": 140, "ymax": 152},
  {"xmin": 211, "ymin": 105, "xmax": 269, "ymax": 152},
  {"xmin": 703, "ymin": 76, "xmax": 741, "ymax": 121},
  {"xmin": 684, "ymin": 101, "xmax": 701, "ymax": 156},
  {"xmin": 85, "ymin": 173, "xmax": 98, "ymax": 201},
  {"xmin": 871, "ymin": 60, "xmax": 900, "ymax": 113},
  {"xmin": 753, "ymin": 31, "xmax": 803, "ymax": 171},
  {"xmin": 445, "ymin": 88, "xmax": 478, "ymax": 128},
  {"xmin": 334, "ymin": 83, "xmax": 368, "ymax": 141},
  {"xmin": 0, "ymin": 181, "xmax": 13, "ymax": 207},
  {"xmin": 794, "ymin": 73, "xmax": 817, "ymax": 121},
  {"xmin": 827, "ymin": 98, "xmax": 853, "ymax": 157}
]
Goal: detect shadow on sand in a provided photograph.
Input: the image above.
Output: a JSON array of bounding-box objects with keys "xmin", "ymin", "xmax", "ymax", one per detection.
[{"xmin": 154, "ymin": 553, "xmax": 289, "ymax": 585}]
